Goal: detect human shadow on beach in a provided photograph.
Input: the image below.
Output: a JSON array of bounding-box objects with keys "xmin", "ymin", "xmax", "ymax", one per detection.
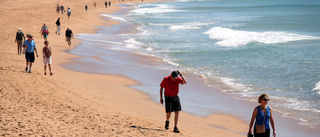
[
  {"xmin": 130, "ymin": 125, "xmax": 165, "ymax": 133},
  {"xmin": 10, "ymin": 59, "xmax": 25, "ymax": 63}
]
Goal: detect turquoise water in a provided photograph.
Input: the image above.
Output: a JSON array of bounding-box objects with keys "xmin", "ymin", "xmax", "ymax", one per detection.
[
  {"xmin": 69, "ymin": 0, "xmax": 320, "ymax": 132},
  {"xmin": 121, "ymin": 0, "xmax": 320, "ymax": 129}
]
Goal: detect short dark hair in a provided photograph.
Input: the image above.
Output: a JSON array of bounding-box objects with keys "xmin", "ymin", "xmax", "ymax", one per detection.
[{"xmin": 44, "ymin": 41, "xmax": 49, "ymax": 45}]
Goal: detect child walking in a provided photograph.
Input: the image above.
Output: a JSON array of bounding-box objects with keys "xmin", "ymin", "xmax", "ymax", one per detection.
[{"xmin": 42, "ymin": 41, "xmax": 53, "ymax": 75}]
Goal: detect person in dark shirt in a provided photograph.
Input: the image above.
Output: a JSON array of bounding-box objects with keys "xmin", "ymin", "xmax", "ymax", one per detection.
[
  {"xmin": 60, "ymin": 5, "xmax": 65, "ymax": 14},
  {"xmin": 65, "ymin": 28, "xmax": 73, "ymax": 48},
  {"xmin": 55, "ymin": 18, "xmax": 61, "ymax": 35},
  {"xmin": 15, "ymin": 28, "xmax": 25, "ymax": 55}
]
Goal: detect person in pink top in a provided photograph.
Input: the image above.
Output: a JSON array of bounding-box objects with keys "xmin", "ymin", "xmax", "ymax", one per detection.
[
  {"xmin": 160, "ymin": 70, "xmax": 187, "ymax": 133},
  {"xmin": 42, "ymin": 41, "xmax": 53, "ymax": 75}
]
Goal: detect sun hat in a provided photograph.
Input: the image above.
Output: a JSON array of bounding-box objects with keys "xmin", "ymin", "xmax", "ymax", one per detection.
[
  {"xmin": 18, "ymin": 28, "xmax": 22, "ymax": 31},
  {"xmin": 26, "ymin": 34, "xmax": 33, "ymax": 38}
]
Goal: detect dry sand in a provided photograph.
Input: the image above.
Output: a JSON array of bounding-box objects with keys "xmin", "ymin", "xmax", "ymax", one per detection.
[{"xmin": 0, "ymin": 0, "xmax": 248, "ymax": 136}]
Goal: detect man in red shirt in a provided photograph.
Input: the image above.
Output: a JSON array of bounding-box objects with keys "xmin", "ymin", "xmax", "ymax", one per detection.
[{"xmin": 160, "ymin": 70, "xmax": 187, "ymax": 133}]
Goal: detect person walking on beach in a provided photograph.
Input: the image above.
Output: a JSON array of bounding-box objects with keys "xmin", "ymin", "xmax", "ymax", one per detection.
[
  {"xmin": 65, "ymin": 28, "xmax": 73, "ymax": 48},
  {"xmin": 40, "ymin": 23, "xmax": 49, "ymax": 41},
  {"xmin": 56, "ymin": 4, "xmax": 60, "ymax": 14},
  {"xmin": 85, "ymin": 5, "xmax": 88, "ymax": 12},
  {"xmin": 60, "ymin": 5, "xmax": 65, "ymax": 14},
  {"xmin": 109, "ymin": 1, "xmax": 111, "ymax": 6},
  {"xmin": 55, "ymin": 18, "xmax": 61, "ymax": 35},
  {"xmin": 160, "ymin": 70, "xmax": 187, "ymax": 133},
  {"xmin": 105, "ymin": 1, "xmax": 108, "ymax": 8},
  {"xmin": 23, "ymin": 34, "xmax": 38, "ymax": 73},
  {"xmin": 15, "ymin": 28, "xmax": 25, "ymax": 55},
  {"xmin": 94, "ymin": 2, "xmax": 96, "ymax": 8},
  {"xmin": 67, "ymin": 7, "xmax": 71, "ymax": 19},
  {"xmin": 248, "ymin": 93, "xmax": 276, "ymax": 137},
  {"xmin": 42, "ymin": 41, "xmax": 53, "ymax": 75}
]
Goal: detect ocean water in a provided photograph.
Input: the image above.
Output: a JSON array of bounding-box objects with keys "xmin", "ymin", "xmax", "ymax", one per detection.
[
  {"xmin": 121, "ymin": 0, "xmax": 320, "ymax": 129},
  {"xmin": 68, "ymin": 0, "xmax": 320, "ymax": 132}
]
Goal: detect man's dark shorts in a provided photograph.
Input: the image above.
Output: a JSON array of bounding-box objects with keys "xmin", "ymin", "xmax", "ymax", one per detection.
[
  {"xmin": 165, "ymin": 95, "xmax": 181, "ymax": 113},
  {"xmin": 25, "ymin": 52, "xmax": 35, "ymax": 62}
]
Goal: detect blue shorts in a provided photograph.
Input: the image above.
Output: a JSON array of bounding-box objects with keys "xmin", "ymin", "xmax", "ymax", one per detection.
[
  {"xmin": 165, "ymin": 95, "xmax": 181, "ymax": 113},
  {"xmin": 25, "ymin": 52, "xmax": 35, "ymax": 62}
]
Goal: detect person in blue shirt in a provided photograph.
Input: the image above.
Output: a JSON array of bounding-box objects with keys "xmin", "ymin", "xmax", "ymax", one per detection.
[
  {"xmin": 23, "ymin": 34, "xmax": 39, "ymax": 73},
  {"xmin": 248, "ymin": 93, "xmax": 276, "ymax": 137}
]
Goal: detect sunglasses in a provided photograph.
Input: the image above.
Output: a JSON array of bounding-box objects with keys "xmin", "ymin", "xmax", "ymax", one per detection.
[{"xmin": 263, "ymin": 99, "xmax": 269, "ymax": 101}]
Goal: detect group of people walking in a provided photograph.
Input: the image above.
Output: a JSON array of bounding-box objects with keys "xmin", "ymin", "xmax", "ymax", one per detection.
[
  {"xmin": 15, "ymin": 31, "xmax": 53, "ymax": 75},
  {"xmin": 15, "ymin": 15, "xmax": 73, "ymax": 75},
  {"xmin": 56, "ymin": 4, "xmax": 71, "ymax": 19}
]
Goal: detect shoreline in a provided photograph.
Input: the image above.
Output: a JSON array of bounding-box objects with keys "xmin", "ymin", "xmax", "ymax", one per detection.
[
  {"xmin": 65, "ymin": 1, "xmax": 320, "ymax": 137},
  {"xmin": 1, "ymin": 0, "xmax": 319, "ymax": 136}
]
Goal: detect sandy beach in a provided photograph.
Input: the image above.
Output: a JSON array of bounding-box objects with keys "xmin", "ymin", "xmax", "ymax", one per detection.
[{"xmin": 0, "ymin": 0, "xmax": 250, "ymax": 136}]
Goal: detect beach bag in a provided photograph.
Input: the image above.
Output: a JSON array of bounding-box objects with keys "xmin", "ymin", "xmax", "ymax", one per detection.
[
  {"xmin": 256, "ymin": 109, "xmax": 267, "ymax": 134},
  {"xmin": 256, "ymin": 124, "xmax": 265, "ymax": 133}
]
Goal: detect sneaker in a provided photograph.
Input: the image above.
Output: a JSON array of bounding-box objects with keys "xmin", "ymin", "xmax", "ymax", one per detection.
[
  {"xmin": 50, "ymin": 72, "xmax": 53, "ymax": 75},
  {"xmin": 165, "ymin": 121, "xmax": 169, "ymax": 130},
  {"xmin": 29, "ymin": 69, "xmax": 31, "ymax": 73},
  {"xmin": 25, "ymin": 67, "xmax": 28, "ymax": 72},
  {"xmin": 44, "ymin": 72, "xmax": 47, "ymax": 75},
  {"xmin": 173, "ymin": 126, "xmax": 180, "ymax": 133}
]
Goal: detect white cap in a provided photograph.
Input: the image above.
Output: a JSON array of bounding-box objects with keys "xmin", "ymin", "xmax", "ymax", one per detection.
[{"xmin": 18, "ymin": 28, "xmax": 22, "ymax": 31}]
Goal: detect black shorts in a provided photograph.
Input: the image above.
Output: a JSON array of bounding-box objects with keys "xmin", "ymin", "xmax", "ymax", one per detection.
[
  {"xmin": 165, "ymin": 95, "xmax": 181, "ymax": 113},
  {"xmin": 25, "ymin": 52, "xmax": 35, "ymax": 62}
]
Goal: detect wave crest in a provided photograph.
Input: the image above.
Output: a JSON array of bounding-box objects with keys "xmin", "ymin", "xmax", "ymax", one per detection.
[
  {"xmin": 204, "ymin": 27, "xmax": 320, "ymax": 47},
  {"xmin": 312, "ymin": 81, "xmax": 320, "ymax": 95},
  {"xmin": 129, "ymin": 4, "xmax": 184, "ymax": 15}
]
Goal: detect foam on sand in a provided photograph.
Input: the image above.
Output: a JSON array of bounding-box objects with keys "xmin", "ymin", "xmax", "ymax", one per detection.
[{"xmin": 100, "ymin": 14, "xmax": 127, "ymax": 22}]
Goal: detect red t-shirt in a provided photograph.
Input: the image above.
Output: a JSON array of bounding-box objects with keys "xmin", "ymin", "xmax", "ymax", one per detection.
[{"xmin": 160, "ymin": 76, "xmax": 183, "ymax": 97}]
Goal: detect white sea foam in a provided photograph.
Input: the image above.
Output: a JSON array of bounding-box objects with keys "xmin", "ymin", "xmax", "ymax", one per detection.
[
  {"xmin": 272, "ymin": 96, "xmax": 320, "ymax": 113},
  {"xmin": 124, "ymin": 38, "xmax": 143, "ymax": 49},
  {"xmin": 204, "ymin": 27, "xmax": 320, "ymax": 47},
  {"xmin": 100, "ymin": 14, "xmax": 127, "ymax": 22},
  {"xmin": 150, "ymin": 22, "xmax": 217, "ymax": 30},
  {"xmin": 146, "ymin": 47, "xmax": 153, "ymax": 51},
  {"xmin": 312, "ymin": 81, "xmax": 320, "ymax": 95},
  {"xmin": 217, "ymin": 77, "xmax": 253, "ymax": 93},
  {"xmin": 129, "ymin": 4, "xmax": 184, "ymax": 15},
  {"xmin": 163, "ymin": 58, "xmax": 180, "ymax": 66}
]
